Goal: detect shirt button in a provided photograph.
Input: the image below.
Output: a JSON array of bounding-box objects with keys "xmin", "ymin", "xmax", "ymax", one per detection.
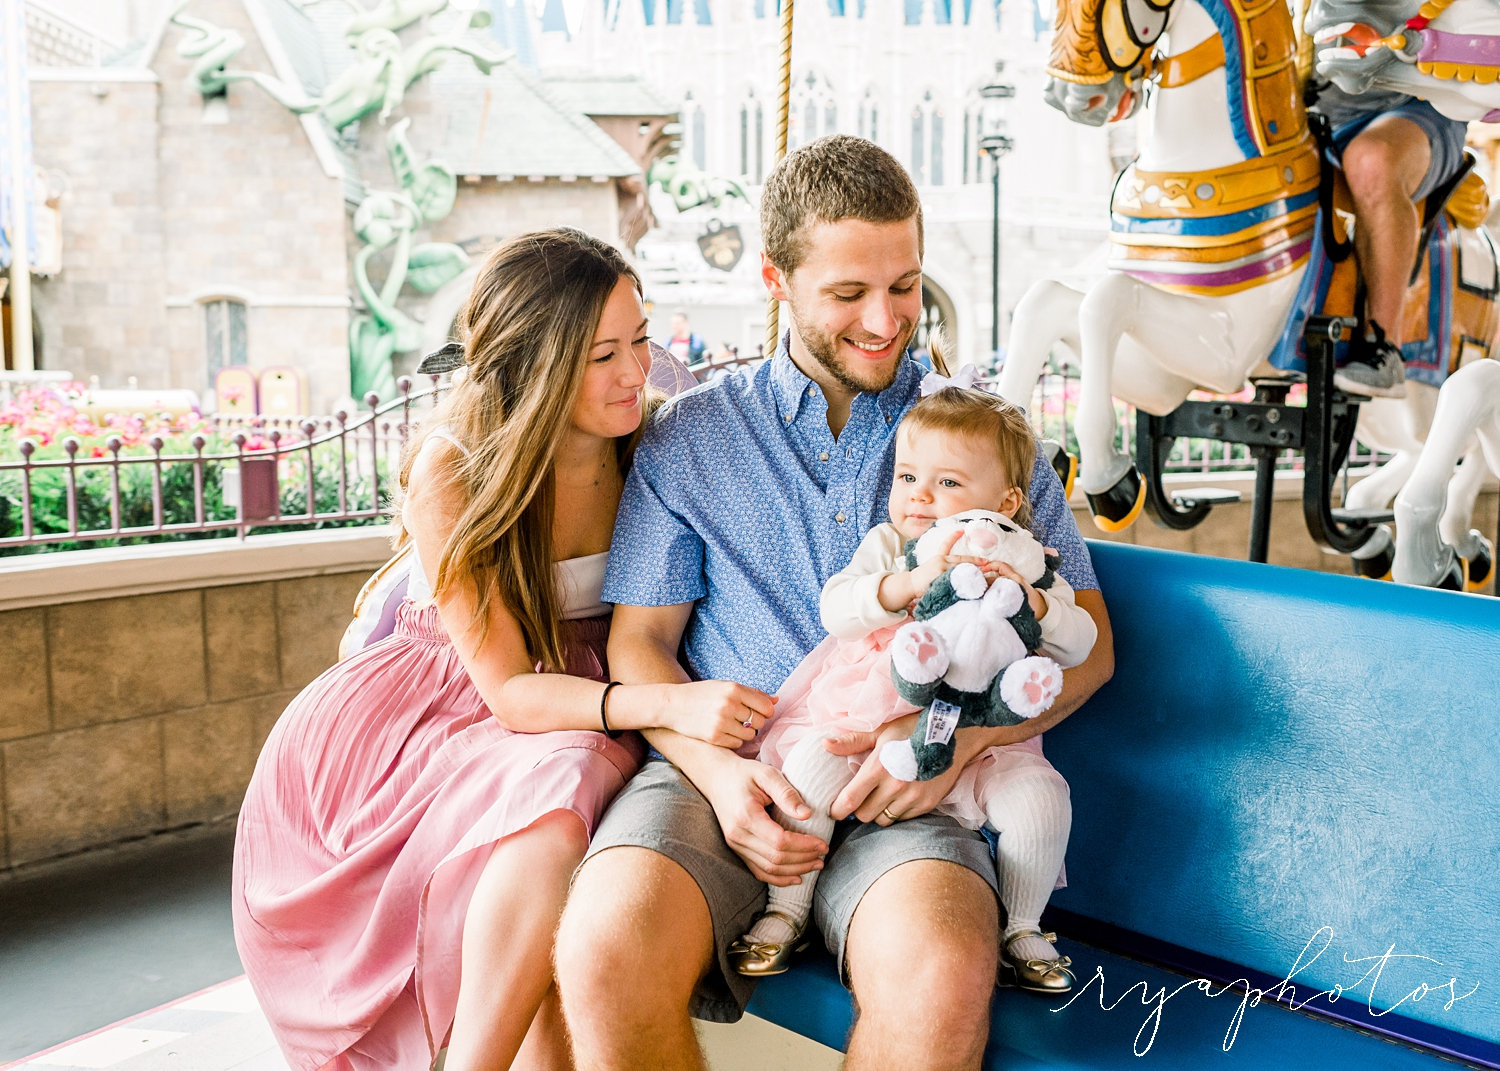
[
  {"xmin": 819, "ymin": 450, "xmax": 829, "ymax": 461},
  {"xmin": 835, "ymin": 511, "xmax": 846, "ymax": 523},
  {"xmin": 784, "ymin": 414, "xmax": 792, "ymax": 423},
  {"xmin": 885, "ymin": 414, "xmax": 892, "ymax": 424},
  {"xmin": 807, "ymin": 386, "xmax": 815, "ymax": 396}
]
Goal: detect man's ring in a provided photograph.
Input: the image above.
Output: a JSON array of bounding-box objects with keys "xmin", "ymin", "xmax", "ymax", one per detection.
[{"xmin": 881, "ymin": 807, "xmax": 901, "ymax": 822}]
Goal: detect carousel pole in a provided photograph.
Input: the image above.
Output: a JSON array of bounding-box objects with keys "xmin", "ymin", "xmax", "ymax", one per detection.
[{"xmin": 764, "ymin": 0, "xmax": 793, "ymax": 359}]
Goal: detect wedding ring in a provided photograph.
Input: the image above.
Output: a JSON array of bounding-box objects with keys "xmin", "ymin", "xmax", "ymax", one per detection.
[{"xmin": 881, "ymin": 807, "xmax": 901, "ymax": 823}]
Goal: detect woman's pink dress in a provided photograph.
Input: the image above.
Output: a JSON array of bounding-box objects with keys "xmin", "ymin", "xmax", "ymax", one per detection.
[
  {"xmin": 754, "ymin": 621, "xmax": 1055, "ymax": 833},
  {"xmin": 232, "ymin": 578, "xmax": 642, "ymax": 1071}
]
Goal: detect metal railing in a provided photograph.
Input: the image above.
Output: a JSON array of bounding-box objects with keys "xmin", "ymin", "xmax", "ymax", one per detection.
[
  {"xmin": 0, "ymin": 377, "xmax": 448, "ymax": 555},
  {"xmin": 1018, "ymin": 363, "xmax": 1391, "ymax": 475},
  {"xmin": 2, "ymin": 362, "xmax": 1392, "ymax": 556}
]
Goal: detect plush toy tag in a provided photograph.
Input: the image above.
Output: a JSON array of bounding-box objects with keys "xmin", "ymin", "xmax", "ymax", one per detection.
[{"xmin": 925, "ymin": 699, "xmax": 962, "ymax": 746}]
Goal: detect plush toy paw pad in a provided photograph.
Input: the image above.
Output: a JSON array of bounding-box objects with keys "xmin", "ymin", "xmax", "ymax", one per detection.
[
  {"xmin": 891, "ymin": 622, "xmax": 949, "ymax": 684},
  {"xmin": 950, "ymin": 562, "xmax": 988, "ymax": 599},
  {"xmin": 1000, "ymin": 656, "xmax": 1064, "ymax": 719},
  {"xmin": 880, "ymin": 740, "xmax": 920, "ymax": 782},
  {"xmin": 985, "ymin": 576, "xmax": 1025, "ymax": 617}
]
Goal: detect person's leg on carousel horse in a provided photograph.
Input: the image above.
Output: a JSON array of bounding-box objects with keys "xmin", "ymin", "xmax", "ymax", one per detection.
[
  {"xmin": 1335, "ymin": 102, "xmax": 1471, "ymax": 398},
  {"xmin": 1337, "ymin": 114, "xmax": 1431, "ymax": 397}
]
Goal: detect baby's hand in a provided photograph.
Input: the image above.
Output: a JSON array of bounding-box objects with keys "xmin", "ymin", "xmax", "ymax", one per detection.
[
  {"xmin": 992, "ymin": 561, "xmax": 1045, "ymax": 619},
  {"xmin": 909, "ymin": 529, "xmax": 999, "ymax": 594}
]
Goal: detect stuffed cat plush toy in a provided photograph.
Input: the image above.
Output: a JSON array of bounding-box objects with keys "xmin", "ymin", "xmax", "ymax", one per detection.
[{"xmin": 881, "ymin": 509, "xmax": 1066, "ymax": 782}]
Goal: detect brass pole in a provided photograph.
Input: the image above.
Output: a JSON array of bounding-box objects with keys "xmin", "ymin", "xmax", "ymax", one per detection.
[{"xmin": 764, "ymin": 0, "xmax": 793, "ymax": 360}]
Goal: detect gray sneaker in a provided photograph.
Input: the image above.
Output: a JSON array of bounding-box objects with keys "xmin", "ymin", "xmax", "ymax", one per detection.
[{"xmin": 1334, "ymin": 331, "xmax": 1406, "ymax": 398}]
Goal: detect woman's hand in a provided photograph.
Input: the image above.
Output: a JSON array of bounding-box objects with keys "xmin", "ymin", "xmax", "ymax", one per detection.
[{"xmin": 663, "ymin": 681, "xmax": 777, "ymax": 748}]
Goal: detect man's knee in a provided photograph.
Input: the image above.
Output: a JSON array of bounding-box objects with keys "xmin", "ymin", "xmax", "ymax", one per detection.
[
  {"xmin": 1342, "ymin": 120, "xmax": 1431, "ymax": 203},
  {"xmin": 555, "ymin": 846, "xmax": 713, "ymax": 1015},
  {"xmin": 846, "ymin": 860, "xmax": 1000, "ymax": 1018}
]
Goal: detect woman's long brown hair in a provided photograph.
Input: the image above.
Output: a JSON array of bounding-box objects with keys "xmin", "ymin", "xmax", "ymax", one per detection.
[{"xmin": 391, "ymin": 228, "xmax": 647, "ymax": 671}]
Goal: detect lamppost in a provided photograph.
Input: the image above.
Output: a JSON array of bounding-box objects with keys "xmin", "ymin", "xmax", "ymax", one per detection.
[{"xmin": 979, "ymin": 66, "xmax": 1015, "ymax": 363}]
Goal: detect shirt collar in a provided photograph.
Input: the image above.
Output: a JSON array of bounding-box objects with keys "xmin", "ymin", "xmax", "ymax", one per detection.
[{"xmin": 769, "ymin": 329, "xmax": 923, "ymax": 427}]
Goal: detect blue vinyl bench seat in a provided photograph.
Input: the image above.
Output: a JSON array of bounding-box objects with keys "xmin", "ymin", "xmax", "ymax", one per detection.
[{"xmin": 743, "ymin": 542, "xmax": 1500, "ymax": 1069}]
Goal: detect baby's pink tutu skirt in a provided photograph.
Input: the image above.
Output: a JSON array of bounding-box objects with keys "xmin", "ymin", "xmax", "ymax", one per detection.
[
  {"xmin": 232, "ymin": 600, "xmax": 643, "ymax": 1071},
  {"xmin": 753, "ymin": 622, "xmax": 1056, "ymax": 833}
]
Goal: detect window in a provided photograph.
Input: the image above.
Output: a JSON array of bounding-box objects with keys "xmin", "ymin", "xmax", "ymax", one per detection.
[
  {"xmin": 204, "ymin": 298, "xmax": 248, "ymax": 380},
  {"xmin": 740, "ymin": 90, "xmax": 765, "ymax": 182},
  {"xmin": 963, "ymin": 97, "xmax": 988, "ymax": 184},
  {"xmin": 789, "ymin": 70, "xmax": 837, "ymax": 149},
  {"xmin": 910, "ymin": 90, "xmax": 945, "ymax": 186},
  {"xmin": 682, "ymin": 91, "xmax": 708, "ymax": 170},
  {"xmin": 859, "ymin": 87, "xmax": 879, "ymax": 144}
]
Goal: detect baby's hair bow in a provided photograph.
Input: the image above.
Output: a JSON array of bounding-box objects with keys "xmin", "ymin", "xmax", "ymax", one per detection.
[
  {"xmin": 919, "ymin": 364, "xmax": 982, "ymax": 397},
  {"xmin": 417, "ymin": 341, "xmax": 465, "ymax": 375}
]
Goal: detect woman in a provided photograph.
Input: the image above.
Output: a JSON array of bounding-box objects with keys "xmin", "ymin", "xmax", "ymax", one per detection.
[{"xmin": 232, "ymin": 229, "xmax": 774, "ymax": 1071}]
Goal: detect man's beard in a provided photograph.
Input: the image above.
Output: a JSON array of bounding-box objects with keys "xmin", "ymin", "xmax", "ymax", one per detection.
[{"xmin": 792, "ymin": 306, "xmax": 914, "ymax": 396}]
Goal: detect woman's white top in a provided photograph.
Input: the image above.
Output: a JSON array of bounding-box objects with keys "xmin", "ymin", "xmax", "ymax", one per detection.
[{"xmin": 404, "ymin": 427, "xmax": 612, "ymax": 619}]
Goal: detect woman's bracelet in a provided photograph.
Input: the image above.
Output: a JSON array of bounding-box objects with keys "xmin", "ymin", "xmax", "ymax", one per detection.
[{"xmin": 599, "ymin": 680, "xmax": 623, "ymax": 738}]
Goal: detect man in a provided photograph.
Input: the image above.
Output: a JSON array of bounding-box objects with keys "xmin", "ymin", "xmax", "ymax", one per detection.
[
  {"xmin": 555, "ymin": 135, "xmax": 1114, "ymax": 1071},
  {"xmin": 1314, "ymin": 85, "xmax": 1471, "ymax": 398},
  {"xmin": 665, "ymin": 310, "xmax": 707, "ymax": 366}
]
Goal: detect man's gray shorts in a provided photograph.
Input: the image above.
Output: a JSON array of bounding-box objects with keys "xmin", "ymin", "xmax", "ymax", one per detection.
[
  {"xmin": 1330, "ymin": 99, "xmax": 1471, "ymax": 202},
  {"xmin": 581, "ymin": 758, "xmax": 1000, "ymax": 1023}
]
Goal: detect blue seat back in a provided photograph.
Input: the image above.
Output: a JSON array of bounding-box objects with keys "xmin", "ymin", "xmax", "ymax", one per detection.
[{"xmin": 1049, "ymin": 542, "xmax": 1500, "ymax": 1042}]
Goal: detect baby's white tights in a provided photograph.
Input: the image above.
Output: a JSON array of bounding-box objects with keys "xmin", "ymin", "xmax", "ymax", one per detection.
[
  {"xmin": 743, "ymin": 737, "xmax": 1073, "ymax": 969},
  {"xmin": 981, "ymin": 765, "xmax": 1072, "ymax": 964},
  {"xmin": 744, "ymin": 734, "xmax": 854, "ymax": 947}
]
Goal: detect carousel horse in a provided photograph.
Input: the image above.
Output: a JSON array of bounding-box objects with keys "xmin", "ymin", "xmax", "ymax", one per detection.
[{"xmin": 997, "ymin": 0, "xmax": 1500, "ymax": 588}]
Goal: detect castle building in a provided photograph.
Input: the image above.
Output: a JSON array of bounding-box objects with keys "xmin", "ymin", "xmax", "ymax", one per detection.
[
  {"xmin": 5, "ymin": 0, "xmax": 1120, "ymax": 402},
  {"xmin": 7, "ymin": 0, "xmax": 676, "ymax": 409},
  {"xmin": 528, "ymin": 0, "xmax": 1119, "ymax": 367}
]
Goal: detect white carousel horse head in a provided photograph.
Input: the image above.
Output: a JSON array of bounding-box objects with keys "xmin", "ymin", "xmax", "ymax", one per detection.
[
  {"xmin": 1042, "ymin": 0, "xmax": 1169, "ymax": 126},
  {"xmin": 1310, "ymin": 0, "xmax": 1500, "ymax": 121}
]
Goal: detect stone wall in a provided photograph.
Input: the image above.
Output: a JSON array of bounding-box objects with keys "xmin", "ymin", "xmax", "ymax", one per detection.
[
  {"xmin": 0, "ymin": 529, "xmax": 392, "ymax": 871},
  {"xmin": 28, "ymin": 0, "xmax": 354, "ymax": 409},
  {"xmin": 29, "ymin": 75, "xmax": 169, "ymax": 389}
]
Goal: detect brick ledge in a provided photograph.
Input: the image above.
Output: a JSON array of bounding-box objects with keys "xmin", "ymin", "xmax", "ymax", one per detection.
[{"xmin": 0, "ymin": 527, "xmax": 395, "ymax": 611}]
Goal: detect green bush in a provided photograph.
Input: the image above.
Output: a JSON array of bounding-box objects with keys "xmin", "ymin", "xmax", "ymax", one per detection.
[{"xmin": 0, "ymin": 452, "xmax": 389, "ymax": 557}]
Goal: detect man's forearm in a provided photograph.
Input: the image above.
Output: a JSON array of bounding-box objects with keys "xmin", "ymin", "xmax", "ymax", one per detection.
[{"xmin": 610, "ymin": 633, "xmax": 738, "ymax": 787}]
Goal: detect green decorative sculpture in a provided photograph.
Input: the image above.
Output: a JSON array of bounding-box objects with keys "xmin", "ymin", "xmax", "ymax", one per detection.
[
  {"xmin": 171, "ymin": 2, "xmax": 506, "ymax": 131},
  {"xmin": 318, "ymin": 16, "xmax": 504, "ymax": 128},
  {"xmin": 348, "ymin": 119, "xmax": 469, "ymax": 400},
  {"xmin": 171, "ymin": 3, "xmax": 319, "ymax": 109},
  {"xmin": 169, "ymin": 1, "xmax": 503, "ymax": 400},
  {"xmin": 340, "ymin": 0, "xmax": 451, "ymax": 39},
  {"xmin": 648, "ymin": 155, "xmax": 752, "ymax": 213}
]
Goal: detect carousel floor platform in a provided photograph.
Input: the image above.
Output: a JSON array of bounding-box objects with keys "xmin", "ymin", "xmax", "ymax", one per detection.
[{"xmin": 0, "ymin": 821, "xmax": 837, "ymax": 1071}]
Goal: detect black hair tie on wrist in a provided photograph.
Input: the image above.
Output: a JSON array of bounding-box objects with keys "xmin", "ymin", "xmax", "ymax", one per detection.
[{"xmin": 599, "ymin": 681, "xmax": 623, "ymax": 738}]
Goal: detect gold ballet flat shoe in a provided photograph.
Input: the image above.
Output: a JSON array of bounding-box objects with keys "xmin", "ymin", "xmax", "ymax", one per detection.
[
  {"xmin": 1001, "ymin": 929, "xmax": 1076, "ymax": 995},
  {"xmin": 727, "ymin": 911, "xmax": 811, "ymax": 977}
]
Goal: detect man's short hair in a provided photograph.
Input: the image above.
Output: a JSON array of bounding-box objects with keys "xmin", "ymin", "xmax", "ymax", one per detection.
[{"xmin": 760, "ymin": 134, "xmax": 924, "ymax": 275}]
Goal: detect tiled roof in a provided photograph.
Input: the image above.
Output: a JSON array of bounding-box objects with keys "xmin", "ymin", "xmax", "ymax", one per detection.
[
  {"xmin": 541, "ymin": 73, "xmax": 675, "ymax": 118},
  {"xmin": 428, "ymin": 58, "xmax": 640, "ymax": 179},
  {"xmin": 253, "ymin": 0, "xmax": 635, "ymax": 181}
]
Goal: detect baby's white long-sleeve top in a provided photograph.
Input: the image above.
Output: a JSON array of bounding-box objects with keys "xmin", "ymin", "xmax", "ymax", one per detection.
[{"xmin": 819, "ymin": 522, "xmax": 1097, "ymax": 668}]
